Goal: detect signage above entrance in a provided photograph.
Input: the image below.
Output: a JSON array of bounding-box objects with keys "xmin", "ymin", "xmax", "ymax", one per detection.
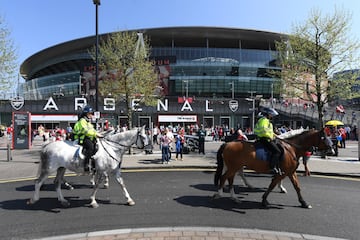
[{"xmin": 158, "ymin": 115, "xmax": 197, "ymax": 122}]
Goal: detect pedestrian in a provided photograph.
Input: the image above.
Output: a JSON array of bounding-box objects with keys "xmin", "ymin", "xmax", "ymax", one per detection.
[
  {"xmin": 351, "ymin": 126, "xmax": 358, "ymax": 141},
  {"xmin": 175, "ymin": 128, "xmax": 185, "ymax": 161},
  {"xmin": 338, "ymin": 127, "xmax": 346, "ymax": 148},
  {"xmin": 302, "ymin": 151, "xmax": 312, "ymax": 176},
  {"xmin": 166, "ymin": 127, "xmax": 175, "ymax": 160},
  {"xmin": 73, "ymin": 105, "xmax": 104, "ymax": 172},
  {"xmin": 237, "ymin": 129, "xmax": 248, "ymax": 141},
  {"xmin": 197, "ymin": 124, "xmax": 206, "ymax": 154},
  {"xmin": 153, "ymin": 126, "xmax": 159, "ymax": 145},
  {"xmin": 160, "ymin": 129, "xmax": 171, "ymax": 164}
]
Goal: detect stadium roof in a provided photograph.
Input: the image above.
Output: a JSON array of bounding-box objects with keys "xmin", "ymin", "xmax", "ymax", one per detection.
[{"xmin": 20, "ymin": 26, "xmax": 286, "ymax": 80}]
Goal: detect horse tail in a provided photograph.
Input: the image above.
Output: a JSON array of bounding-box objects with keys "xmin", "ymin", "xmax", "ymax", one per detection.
[
  {"xmin": 36, "ymin": 147, "xmax": 50, "ymax": 179},
  {"xmin": 214, "ymin": 143, "xmax": 226, "ymax": 186}
]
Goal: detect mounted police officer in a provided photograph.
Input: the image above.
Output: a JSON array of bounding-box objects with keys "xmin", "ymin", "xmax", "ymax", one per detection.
[
  {"xmin": 73, "ymin": 105, "xmax": 103, "ymax": 172},
  {"xmin": 254, "ymin": 107, "xmax": 281, "ymax": 175}
]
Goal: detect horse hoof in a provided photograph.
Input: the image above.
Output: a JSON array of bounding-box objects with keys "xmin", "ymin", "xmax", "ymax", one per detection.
[
  {"xmin": 127, "ymin": 200, "xmax": 135, "ymax": 206},
  {"xmin": 301, "ymin": 203, "xmax": 312, "ymax": 209},
  {"xmin": 231, "ymin": 197, "xmax": 241, "ymax": 203},
  {"xmin": 104, "ymin": 184, "xmax": 109, "ymax": 189},
  {"xmin": 61, "ymin": 201, "xmax": 70, "ymax": 207},
  {"xmin": 26, "ymin": 199, "xmax": 34, "ymax": 205},
  {"xmin": 262, "ymin": 199, "xmax": 269, "ymax": 208},
  {"xmin": 65, "ymin": 185, "xmax": 74, "ymax": 191},
  {"xmin": 91, "ymin": 202, "xmax": 99, "ymax": 208},
  {"xmin": 280, "ymin": 189, "xmax": 287, "ymax": 194},
  {"xmin": 212, "ymin": 193, "xmax": 221, "ymax": 199}
]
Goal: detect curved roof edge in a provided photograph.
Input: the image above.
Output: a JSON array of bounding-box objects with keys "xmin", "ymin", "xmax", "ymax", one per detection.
[{"xmin": 20, "ymin": 26, "xmax": 287, "ymax": 79}]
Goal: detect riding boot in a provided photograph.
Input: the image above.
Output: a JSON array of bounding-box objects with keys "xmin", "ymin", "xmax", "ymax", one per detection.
[
  {"xmin": 90, "ymin": 157, "xmax": 96, "ymax": 174},
  {"xmin": 270, "ymin": 157, "xmax": 281, "ymax": 175},
  {"xmin": 84, "ymin": 156, "xmax": 90, "ymax": 173}
]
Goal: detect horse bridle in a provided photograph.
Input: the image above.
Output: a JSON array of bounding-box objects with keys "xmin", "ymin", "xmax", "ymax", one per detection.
[
  {"xmin": 97, "ymin": 129, "xmax": 147, "ymax": 162},
  {"xmin": 279, "ymin": 129, "xmax": 330, "ymax": 156},
  {"xmin": 101, "ymin": 129, "xmax": 145, "ymax": 148}
]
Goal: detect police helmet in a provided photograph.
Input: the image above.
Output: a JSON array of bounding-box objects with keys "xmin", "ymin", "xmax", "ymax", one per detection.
[
  {"xmin": 257, "ymin": 112, "xmax": 264, "ymax": 118},
  {"xmin": 82, "ymin": 105, "xmax": 94, "ymax": 114},
  {"xmin": 261, "ymin": 107, "xmax": 279, "ymax": 117}
]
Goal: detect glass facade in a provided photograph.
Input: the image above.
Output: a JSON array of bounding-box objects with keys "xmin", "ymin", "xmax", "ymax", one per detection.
[
  {"xmin": 152, "ymin": 47, "xmax": 280, "ymax": 98},
  {"xmin": 20, "ymin": 46, "xmax": 280, "ymax": 100},
  {"xmin": 21, "ymin": 71, "xmax": 81, "ymax": 100}
]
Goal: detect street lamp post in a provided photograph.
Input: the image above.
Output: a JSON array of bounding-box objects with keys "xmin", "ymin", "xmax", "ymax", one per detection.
[
  {"xmin": 93, "ymin": 0, "xmax": 100, "ymax": 111},
  {"xmin": 229, "ymin": 81, "xmax": 234, "ymax": 99},
  {"xmin": 271, "ymin": 83, "xmax": 274, "ymax": 107},
  {"xmin": 183, "ymin": 80, "xmax": 189, "ymax": 98},
  {"xmin": 246, "ymin": 91, "xmax": 257, "ymax": 131}
]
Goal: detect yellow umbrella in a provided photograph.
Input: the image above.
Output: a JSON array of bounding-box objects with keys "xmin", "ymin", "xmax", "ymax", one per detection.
[{"xmin": 325, "ymin": 120, "xmax": 344, "ymax": 127}]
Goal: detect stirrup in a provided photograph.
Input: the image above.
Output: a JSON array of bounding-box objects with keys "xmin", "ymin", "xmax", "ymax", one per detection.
[{"xmin": 270, "ymin": 167, "xmax": 282, "ymax": 175}]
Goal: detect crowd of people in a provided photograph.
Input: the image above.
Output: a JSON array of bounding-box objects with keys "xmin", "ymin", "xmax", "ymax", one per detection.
[{"xmin": 1, "ymin": 102, "xmax": 359, "ymax": 175}]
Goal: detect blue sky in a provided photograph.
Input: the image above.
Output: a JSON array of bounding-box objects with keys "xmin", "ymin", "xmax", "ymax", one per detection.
[{"xmin": 0, "ymin": 0, "xmax": 359, "ymax": 69}]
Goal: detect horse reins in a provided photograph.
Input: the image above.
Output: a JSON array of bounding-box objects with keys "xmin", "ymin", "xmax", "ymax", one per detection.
[
  {"xmin": 98, "ymin": 129, "xmax": 148, "ymax": 162},
  {"xmin": 98, "ymin": 139, "xmax": 121, "ymax": 162}
]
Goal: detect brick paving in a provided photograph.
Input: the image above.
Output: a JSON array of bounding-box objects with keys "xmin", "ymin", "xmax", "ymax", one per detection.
[{"xmin": 36, "ymin": 227, "xmax": 346, "ymax": 240}]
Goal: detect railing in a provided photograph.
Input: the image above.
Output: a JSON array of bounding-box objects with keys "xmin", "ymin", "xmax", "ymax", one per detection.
[{"xmin": 260, "ymin": 100, "xmax": 359, "ymax": 126}]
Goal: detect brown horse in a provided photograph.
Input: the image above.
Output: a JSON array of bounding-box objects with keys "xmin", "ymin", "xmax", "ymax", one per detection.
[{"xmin": 214, "ymin": 128, "xmax": 332, "ymax": 208}]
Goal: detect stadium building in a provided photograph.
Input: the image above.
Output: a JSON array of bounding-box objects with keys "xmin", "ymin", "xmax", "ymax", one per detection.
[{"xmin": 1, "ymin": 26, "xmax": 286, "ymax": 131}]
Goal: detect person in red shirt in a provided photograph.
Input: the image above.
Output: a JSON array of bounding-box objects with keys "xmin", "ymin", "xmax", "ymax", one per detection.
[
  {"xmin": 338, "ymin": 127, "xmax": 346, "ymax": 148},
  {"xmin": 218, "ymin": 127, "xmax": 224, "ymax": 141},
  {"xmin": 175, "ymin": 128, "xmax": 185, "ymax": 161},
  {"xmin": 236, "ymin": 129, "xmax": 248, "ymax": 141},
  {"xmin": 55, "ymin": 128, "xmax": 63, "ymax": 141},
  {"xmin": 7, "ymin": 125, "xmax": 13, "ymax": 135},
  {"xmin": 324, "ymin": 126, "xmax": 331, "ymax": 137}
]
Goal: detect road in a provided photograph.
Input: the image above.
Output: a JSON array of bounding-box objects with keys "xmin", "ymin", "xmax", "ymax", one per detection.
[{"xmin": 0, "ymin": 171, "xmax": 359, "ymax": 240}]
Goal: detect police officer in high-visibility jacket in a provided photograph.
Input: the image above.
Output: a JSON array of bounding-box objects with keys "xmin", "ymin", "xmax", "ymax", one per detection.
[
  {"xmin": 73, "ymin": 106, "xmax": 103, "ymax": 172},
  {"xmin": 254, "ymin": 107, "xmax": 281, "ymax": 175}
]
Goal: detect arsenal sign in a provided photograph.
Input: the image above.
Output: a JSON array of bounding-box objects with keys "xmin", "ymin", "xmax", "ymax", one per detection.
[{"xmin": 229, "ymin": 99, "xmax": 238, "ymax": 112}]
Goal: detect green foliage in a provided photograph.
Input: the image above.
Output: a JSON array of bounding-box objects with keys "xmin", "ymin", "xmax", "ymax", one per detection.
[
  {"xmin": 0, "ymin": 15, "xmax": 18, "ymax": 95},
  {"xmin": 275, "ymin": 7, "xmax": 360, "ymax": 127},
  {"xmin": 90, "ymin": 31, "xmax": 159, "ymax": 127}
]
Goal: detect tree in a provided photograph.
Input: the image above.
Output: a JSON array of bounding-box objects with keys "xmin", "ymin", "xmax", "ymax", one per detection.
[
  {"xmin": 275, "ymin": 8, "xmax": 360, "ymax": 128},
  {"xmin": 93, "ymin": 31, "xmax": 159, "ymax": 129},
  {"xmin": 0, "ymin": 15, "xmax": 17, "ymax": 96}
]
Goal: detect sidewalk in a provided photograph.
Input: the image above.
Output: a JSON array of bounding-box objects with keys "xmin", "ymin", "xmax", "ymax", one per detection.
[
  {"xmin": 1, "ymin": 136, "xmax": 360, "ymax": 182},
  {"xmin": 1, "ymin": 136, "xmax": 358, "ymax": 240}
]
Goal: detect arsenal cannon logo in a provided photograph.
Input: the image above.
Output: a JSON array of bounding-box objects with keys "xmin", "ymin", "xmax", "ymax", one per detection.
[
  {"xmin": 10, "ymin": 96, "xmax": 25, "ymax": 110},
  {"xmin": 228, "ymin": 99, "xmax": 238, "ymax": 112}
]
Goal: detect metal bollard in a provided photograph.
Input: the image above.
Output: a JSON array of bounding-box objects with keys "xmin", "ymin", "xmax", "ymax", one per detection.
[{"xmin": 7, "ymin": 142, "xmax": 12, "ymax": 162}]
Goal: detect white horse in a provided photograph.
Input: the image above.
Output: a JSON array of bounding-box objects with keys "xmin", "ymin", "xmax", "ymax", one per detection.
[
  {"xmin": 238, "ymin": 168, "xmax": 287, "ymax": 193},
  {"xmin": 27, "ymin": 126, "xmax": 149, "ymax": 208}
]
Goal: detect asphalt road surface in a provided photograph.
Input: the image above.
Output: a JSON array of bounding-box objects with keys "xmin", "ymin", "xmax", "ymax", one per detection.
[{"xmin": 0, "ymin": 171, "xmax": 359, "ymax": 240}]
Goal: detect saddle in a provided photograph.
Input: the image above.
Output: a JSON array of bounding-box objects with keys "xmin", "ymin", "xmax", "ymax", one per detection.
[
  {"xmin": 253, "ymin": 139, "xmax": 284, "ymax": 162},
  {"xmin": 72, "ymin": 142, "xmax": 99, "ymax": 168},
  {"xmin": 73, "ymin": 146, "xmax": 85, "ymax": 161}
]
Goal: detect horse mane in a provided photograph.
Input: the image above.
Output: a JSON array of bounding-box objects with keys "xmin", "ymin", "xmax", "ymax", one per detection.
[
  {"xmin": 106, "ymin": 127, "xmax": 143, "ymax": 142},
  {"xmin": 278, "ymin": 128, "xmax": 309, "ymax": 139}
]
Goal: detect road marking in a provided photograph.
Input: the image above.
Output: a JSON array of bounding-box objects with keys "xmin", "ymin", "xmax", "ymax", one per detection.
[
  {"xmin": 0, "ymin": 169, "xmax": 359, "ymax": 183},
  {"xmin": 310, "ymin": 174, "xmax": 360, "ymax": 181}
]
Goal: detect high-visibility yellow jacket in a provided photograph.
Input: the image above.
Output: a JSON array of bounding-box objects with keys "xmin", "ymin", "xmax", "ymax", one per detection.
[
  {"xmin": 254, "ymin": 117, "xmax": 275, "ymax": 140},
  {"xmin": 73, "ymin": 117, "xmax": 97, "ymax": 144}
]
